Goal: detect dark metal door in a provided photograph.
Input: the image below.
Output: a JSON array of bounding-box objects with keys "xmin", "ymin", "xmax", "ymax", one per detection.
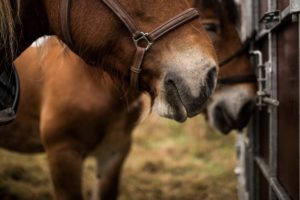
[{"xmin": 237, "ymin": 0, "xmax": 300, "ymax": 199}]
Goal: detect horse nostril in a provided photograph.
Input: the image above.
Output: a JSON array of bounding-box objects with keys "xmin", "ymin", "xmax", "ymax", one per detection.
[
  {"xmin": 239, "ymin": 100, "xmax": 255, "ymax": 118},
  {"xmin": 206, "ymin": 67, "xmax": 217, "ymax": 92},
  {"xmin": 214, "ymin": 103, "xmax": 234, "ymax": 134},
  {"xmin": 165, "ymin": 77, "xmax": 175, "ymax": 86},
  {"xmin": 236, "ymin": 100, "xmax": 255, "ymax": 129}
]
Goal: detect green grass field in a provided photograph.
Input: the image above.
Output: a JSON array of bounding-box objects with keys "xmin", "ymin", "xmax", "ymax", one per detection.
[{"xmin": 0, "ymin": 114, "xmax": 237, "ymax": 200}]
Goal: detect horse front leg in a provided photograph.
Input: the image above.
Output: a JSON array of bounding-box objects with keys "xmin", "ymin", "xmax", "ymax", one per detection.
[
  {"xmin": 91, "ymin": 141, "xmax": 131, "ymax": 200},
  {"xmin": 91, "ymin": 100, "xmax": 142, "ymax": 200},
  {"xmin": 44, "ymin": 141, "xmax": 84, "ymax": 200}
]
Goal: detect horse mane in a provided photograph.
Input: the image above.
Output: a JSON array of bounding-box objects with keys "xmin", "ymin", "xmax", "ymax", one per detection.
[{"xmin": 0, "ymin": 0, "xmax": 20, "ymax": 63}]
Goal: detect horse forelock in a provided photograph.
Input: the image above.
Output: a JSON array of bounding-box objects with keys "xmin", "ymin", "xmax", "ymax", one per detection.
[
  {"xmin": 194, "ymin": 0, "xmax": 240, "ymax": 26},
  {"xmin": 194, "ymin": 0, "xmax": 222, "ymax": 19},
  {"xmin": 0, "ymin": 0, "xmax": 20, "ymax": 64},
  {"xmin": 220, "ymin": 0, "xmax": 240, "ymax": 26}
]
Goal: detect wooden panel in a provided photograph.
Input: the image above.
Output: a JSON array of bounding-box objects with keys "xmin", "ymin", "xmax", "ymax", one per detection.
[
  {"xmin": 277, "ymin": 22, "xmax": 299, "ymax": 200},
  {"xmin": 277, "ymin": 0, "xmax": 290, "ymax": 10}
]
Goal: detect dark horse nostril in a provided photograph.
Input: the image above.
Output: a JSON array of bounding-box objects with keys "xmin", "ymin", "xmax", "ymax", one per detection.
[
  {"xmin": 214, "ymin": 104, "xmax": 234, "ymax": 134},
  {"xmin": 206, "ymin": 67, "xmax": 217, "ymax": 92},
  {"xmin": 236, "ymin": 100, "xmax": 255, "ymax": 130}
]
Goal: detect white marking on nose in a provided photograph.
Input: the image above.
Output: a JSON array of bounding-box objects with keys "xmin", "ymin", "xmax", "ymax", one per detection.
[{"xmin": 162, "ymin": 46, "xmax": 217, "ymax": 97}]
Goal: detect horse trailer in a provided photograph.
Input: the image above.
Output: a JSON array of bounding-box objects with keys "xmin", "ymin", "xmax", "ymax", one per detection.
[{"xmin": 236, "ymin": 0, "xmax": 300, "ymax": 199}]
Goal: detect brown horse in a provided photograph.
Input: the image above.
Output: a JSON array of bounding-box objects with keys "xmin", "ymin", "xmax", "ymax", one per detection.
[
  {"xmin": 0, "ymin": 0, "xmax": 217, "ymax": 124},
  {"xmin": 0, "ymin": 1, "xmax": 254, "ymax": 199},
  {"xmin": 196, "ymin": 0, "xmax": 257, "ymax": 134},
  {"xmin": 3, "ymin": 33, "xmax": 216, "ymax": 199},
  {"xmin": 0, "ymin": 2, "xmax": 220, "ymax": 200}
]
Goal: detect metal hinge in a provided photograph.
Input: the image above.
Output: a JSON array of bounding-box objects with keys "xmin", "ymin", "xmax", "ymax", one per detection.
[
  {"xmin": 250, "ymin": 51, "xmax": 279, "ymax": 109},
  {"xmin": 259, "ymin": 10, "xmax": 281, "ymax": 29}
]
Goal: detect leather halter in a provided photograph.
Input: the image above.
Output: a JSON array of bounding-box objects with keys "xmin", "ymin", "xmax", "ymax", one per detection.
[
  {"xmin": 218, "ymin": 74, "xmax": 256, "ymax": 85},
  {"xmin": 0, "ymin": 64, "xmax": 20, "ymax": 125},
  {"xmin": 217, "ymin": 32, "xmax": 257, "ymax": 85},
  {"xmin": 60, "ymin": 0, "xmax": 200, "ymax": 90},
  {"xmin": 60, "ymin": 0, "xmax": 73, "ymax": 47}
]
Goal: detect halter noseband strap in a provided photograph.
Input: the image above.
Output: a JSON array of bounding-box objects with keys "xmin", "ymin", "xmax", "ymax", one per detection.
[
  {"xmin": 218, "ymin": 74, "xmax": 257, "ymax": 85},
  {"xmin": 60, "ymin": 0, "xmax": 200, "ymax": 90},
  {"xmin": 217, "ymin": 32, "xmax": 257, "ymax": 85},
  {"xmin": 219, "ymin": 31, "xmax": 256, "ymax": 68}
]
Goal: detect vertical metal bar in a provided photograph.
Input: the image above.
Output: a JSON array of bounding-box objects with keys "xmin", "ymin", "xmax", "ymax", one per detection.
[
  {"xmin": 266, "ymin": 1, "xmax": 274, "ymax": 199},
  {"xmin": 298, "ymin": 12, "xmax": 300, "ymax": 200},
  {"xmin": 254, "ymin": 0, "xmax": 260, "ymax": 31},
  {"xmin": 269, "ymin": 0, "xmax": 275, "ymax": 11},
  {"xmin": 272, "ymin": 0, "xmax": 277, "ymax": 11},
  {"xmin": 269, "ymin": 27, "xmax": 278, "ymax": 200},
  {"xmin": 268, "ymin": 1, "xmax": 279, "ymax": 199},
  {"xmin": 252, "ymin": 1, "xmax": 261, "ymax": 199}
]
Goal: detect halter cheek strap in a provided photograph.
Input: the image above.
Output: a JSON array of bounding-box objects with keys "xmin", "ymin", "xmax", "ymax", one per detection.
[
  {"xmin": 60, "ymin": 0, "xmax": 200, "ymax": 90},
  {"xmin": 60, "ymin": 0, "xmax": 73, "ymax": 47},
  {"xmin": 103, "ymin": 1, "xmax": 199, "ymax": 90}
]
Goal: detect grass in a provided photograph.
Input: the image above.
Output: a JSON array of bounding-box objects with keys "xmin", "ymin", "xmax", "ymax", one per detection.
[{"xmin": 0, "ymin": 114, "xmax": 237, "ymax": 200}]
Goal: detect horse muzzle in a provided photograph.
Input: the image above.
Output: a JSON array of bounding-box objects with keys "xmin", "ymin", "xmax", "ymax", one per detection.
[
  {"xmin": 213, "ymin": 99, "xmax": 255, "ymax": 134},
  {"xmin": 160, "ymin": 67, "xmax": 217, "ymax": 122}
]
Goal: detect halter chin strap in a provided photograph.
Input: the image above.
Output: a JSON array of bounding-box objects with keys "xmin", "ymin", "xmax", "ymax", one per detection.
[{"xmin": 60, "ymin": 0, "xmax": 200, "ymax": 90}]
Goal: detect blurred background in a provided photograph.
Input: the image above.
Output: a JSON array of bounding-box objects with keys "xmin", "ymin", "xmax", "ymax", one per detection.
[{"xmin": 0, "ymin": 113, "xmax": 237, "ymax": 200}]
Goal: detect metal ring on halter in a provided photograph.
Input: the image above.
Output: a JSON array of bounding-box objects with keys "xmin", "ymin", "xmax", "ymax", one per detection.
[{"xmin": 133, "ymin": 32, "xmax": 153, "ymax": 51}]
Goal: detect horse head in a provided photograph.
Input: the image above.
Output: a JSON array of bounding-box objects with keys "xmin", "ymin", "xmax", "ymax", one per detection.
[
  {"xmin": 44, "ymin": 0, "xmax": 219, "ymax": 122},
  {"xmin": 195, "ymin": 0, "xmax": 257, "ymax": 134},
  {"xmin": 0, "ymin": 1, "xmax": 219, "ymax": 124}
]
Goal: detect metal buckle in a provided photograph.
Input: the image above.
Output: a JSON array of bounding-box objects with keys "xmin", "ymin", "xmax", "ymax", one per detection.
[{"xmin": 133, "ymin": 32, "xmax": 153, "ymax": 51}]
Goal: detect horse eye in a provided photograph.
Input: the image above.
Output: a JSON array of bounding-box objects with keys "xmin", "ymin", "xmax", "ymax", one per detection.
[
  {"xmin": 202, "ymin": 23, "xmax": 220, "ymax": 40},
  {"xmin": 203, "ymin": 23, "xmax": 219, "ymax": 34}
]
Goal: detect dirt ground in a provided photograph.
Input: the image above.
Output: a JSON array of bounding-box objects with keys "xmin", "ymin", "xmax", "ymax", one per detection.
[{"xmin": 0, "ymin": 114, "xmax": 238, "ymax": 200}]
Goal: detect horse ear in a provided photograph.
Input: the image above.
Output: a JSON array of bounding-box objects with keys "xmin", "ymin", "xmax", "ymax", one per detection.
[{"xmin": 221, "ymin": 0, "xmax": 240, "ymax": 26}]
